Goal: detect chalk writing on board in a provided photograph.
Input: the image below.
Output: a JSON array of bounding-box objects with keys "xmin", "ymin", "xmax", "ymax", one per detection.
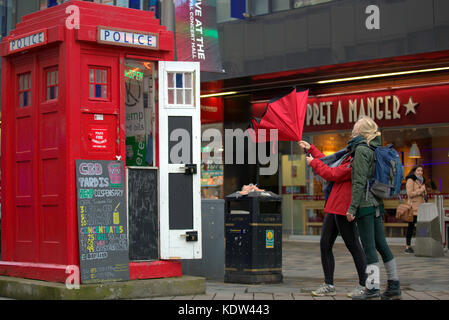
[{"xmin": 75, "ymin": 160, "xmax": 129, "ymax": 284}]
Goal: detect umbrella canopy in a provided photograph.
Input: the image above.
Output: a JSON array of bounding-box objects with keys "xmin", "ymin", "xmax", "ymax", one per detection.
[{"xmin": 249, "ymin": 88, "xmax": 309, "ymax": 143}]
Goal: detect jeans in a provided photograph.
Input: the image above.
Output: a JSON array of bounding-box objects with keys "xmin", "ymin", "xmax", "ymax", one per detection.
[{"xmin": 406, "ymin": 215, "xmax": 418, "ymax": 246}]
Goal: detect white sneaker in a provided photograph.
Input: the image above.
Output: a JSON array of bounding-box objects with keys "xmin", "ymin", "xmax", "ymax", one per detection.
[
  {"xmin": 311, "ymin": 283, "xmax": 336, "ymax": 297},
  {"xmin": 347, "ymin": 286, "xmax": 365, "ymax": 298}
]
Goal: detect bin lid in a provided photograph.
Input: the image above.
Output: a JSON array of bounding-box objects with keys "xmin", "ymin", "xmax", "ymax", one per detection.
[{"xmin": 225, "ymin": 191, "xmax": 281, "ymax": 201}]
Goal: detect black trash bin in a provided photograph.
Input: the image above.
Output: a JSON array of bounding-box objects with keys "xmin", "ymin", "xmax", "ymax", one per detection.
[{"xmin": 224, "ymin": 190, "xmax": 282, "ymax": 284}]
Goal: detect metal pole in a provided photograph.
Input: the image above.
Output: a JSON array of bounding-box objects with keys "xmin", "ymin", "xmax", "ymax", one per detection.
[
  {"xmin": 160, "ymin": 0, "xmax": 175, "ymax": 32},
  {"xmin": 160, "ymin": 0, "xmax": 176, "ymax": 59}
]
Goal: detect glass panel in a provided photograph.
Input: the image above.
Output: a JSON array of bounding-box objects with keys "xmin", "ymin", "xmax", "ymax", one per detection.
[
  {"xmin": 176, "ymin": 89, "xmax": 184, "ymax": 104},
  {"xmin": 28, "ymin": 74, "xmax": 31, "ymax": 89},
  {"xmin": 50, "ymin": 86, "xmax": 55, "ymax": 100},
  {"xmin": 28, "ymin": 91, "xmax": 31, "ymax": 106},
  {"xmin": 185, "ymin": 89, "xmax": 192, "ymax": 105},
  {"xmin": 55, "ymin": 86, "xmax": 58, "ymax": 99},
  {"xmin": 95, "ymin": 84, "xmax": 102, "ymax": 98},
  {"xmin": 168, "ymin": 89, "xmax": 174, "ymax": 104},
  {"xmin": 95, "ymin": 69, "xmax": 101, "ymax": 83},
  {"xmin": 176, "ymin": 73, "xmax": 183, "ymax": 88},
  {"xmin": 168, "ymin": 73, "xmax": 174, "ymax": 88},
  {"xmin": 102, "ymin": 85, "xmax": 107, "ymax": 98},
  {"xmin": 90, "ymin": 84, "xmax": 94, "ymax": 97},
  {"xmin": 24, "ymin": 91, "xmax": 28, "ymax": 107},
  {"xmin": 102, "ymin": 70, "xmax": 107, "ymax": 84},
  {"xmin": 89, "ymin": 69, "xmax": 94, "ymax": 83},
  {"xmin": 272, "ymin": 0, "xmax": 290, "ymax": 12},
  {"xmin": 47, "ymin": 87, "xmax": 50, "ymax": 100},
  {"xmin": 19, "ymin": 75, "xmax": 23, "ymax": 90},
  {"xmin": 19, "ymin": 93, "xmax": 23, "ymax": 107},
  {"xmin": 252, "ymin": 0, "xmax": 269, "ymax": 15},
  {"xmin": 55, "ymin": 70, "xmax": 58, "ymax": 84},
  {"xmin": 47, "ymin": 72, "xmax": 50, "ymax": 86},
  {"xmin": 184, "ymin": 73, "xmax": 192, "ymax": 88},
  {"xmin": 51, "ymin": 71, "xmax": 55, "ymax": 85}
]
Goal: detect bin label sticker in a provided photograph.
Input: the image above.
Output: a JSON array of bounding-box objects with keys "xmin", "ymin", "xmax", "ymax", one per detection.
[{"xmin": 266, "ymin": 230, "xmax": 274, "ymax": 249}]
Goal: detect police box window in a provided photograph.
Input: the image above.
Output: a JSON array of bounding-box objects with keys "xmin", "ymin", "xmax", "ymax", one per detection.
[
  {"xmin": 18, "ymin": 72, "xmax": 31, "ymax": 108},
  {"xmin": 89, "ymin": 67, "xmax": 109, "ymax": 100},
  {"xmin": 46, "ymin": 67, "xmax": 58, "ymax": 101},
  {"xmin": 167, "ymin": 72, "xmax": 193, "ymax": 106}
]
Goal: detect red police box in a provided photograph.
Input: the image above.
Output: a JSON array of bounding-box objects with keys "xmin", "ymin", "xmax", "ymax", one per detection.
[{"xmin": 0, "ymin": 1, "xmax": 202, "ymax": 283}]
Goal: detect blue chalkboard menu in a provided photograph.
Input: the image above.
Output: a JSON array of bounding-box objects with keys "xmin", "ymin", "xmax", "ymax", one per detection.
[{"xmin": 75, "ymin": 160, "xmax": 129, "ymax": 283}]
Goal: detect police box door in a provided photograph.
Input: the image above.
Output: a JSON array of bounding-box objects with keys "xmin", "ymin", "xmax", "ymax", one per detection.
[{"xmin": 158, "ymin": 61, "xmax": 201, "ymax": 260}]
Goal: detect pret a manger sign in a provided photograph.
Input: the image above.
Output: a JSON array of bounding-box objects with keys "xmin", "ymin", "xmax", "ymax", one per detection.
[
  {"xmin": 98, "ymin": 26, "xmax": 158, "ymax": 50},
  {"xmin": 8, "ymin": 29, "xmax": 47, "ymax": 54}
]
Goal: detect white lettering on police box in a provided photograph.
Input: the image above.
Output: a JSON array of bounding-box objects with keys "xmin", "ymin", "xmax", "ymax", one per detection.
[
  {"xmin": 98, "ymin": 28, "xmax": 158, "ymax": 50},
  {"xmin": 9, "ymin": 31, "xmax": 46, "ymax": 53}
]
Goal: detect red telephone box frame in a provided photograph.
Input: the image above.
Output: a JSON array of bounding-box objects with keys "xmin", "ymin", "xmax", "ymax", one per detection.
[{"xmin": 0, "ymin": 1, "xmax": 178, "ymax": 282}]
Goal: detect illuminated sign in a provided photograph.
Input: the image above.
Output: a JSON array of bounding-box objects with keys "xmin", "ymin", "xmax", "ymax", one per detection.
[
  {"xmin": 124, "ymin": 69, "xmax": 143, "ymax": 81},
  {"xmin": 9, "ymin": 29, "xmax": 47, "ymax": 53},
  {"xmin": 97, "ymin": 26, "xmax": 158, "ymax": 50}
]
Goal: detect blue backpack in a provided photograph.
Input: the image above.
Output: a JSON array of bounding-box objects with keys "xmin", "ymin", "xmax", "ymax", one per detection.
[{"xmin": 363, "ymin": 144, "xmax": 404, "ymax": 200}]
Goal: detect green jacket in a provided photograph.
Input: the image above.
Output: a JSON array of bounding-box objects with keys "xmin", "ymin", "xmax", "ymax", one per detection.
[{"xmin": 347, "ymin": 135, "xmax": 384, "ymax": 218}]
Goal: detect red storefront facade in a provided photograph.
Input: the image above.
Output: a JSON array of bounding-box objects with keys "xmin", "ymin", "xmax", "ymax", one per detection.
[{"xmin": 200, "ymin": 51, "xmax": 449, "ymax": 236}]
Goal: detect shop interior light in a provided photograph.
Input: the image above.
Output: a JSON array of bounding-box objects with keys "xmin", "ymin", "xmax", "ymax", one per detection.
[
  {"xmin": 316, "ymin": 66, "xmax": 449, "ymax": 84},
  {"xmin": 200, "ymin": 91, "xmax": 238, "ymax": 98},
  {"xmin": 409, "ymin": 143, "xmax": 421, "ymax": 158}
]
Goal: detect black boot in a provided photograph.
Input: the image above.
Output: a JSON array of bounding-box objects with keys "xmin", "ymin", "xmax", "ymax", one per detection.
[
  {"xmin": 352, "ymin": 287, "xmax": 381, "ymax": 300},
  {"xmin": 381, "ymin": 280, "xmax": 402, "ymax": 300}
]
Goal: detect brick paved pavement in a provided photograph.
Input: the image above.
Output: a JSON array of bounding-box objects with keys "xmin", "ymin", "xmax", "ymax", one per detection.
[{"xmin": 148, "ymin": 239, "xmax": 449, "ymax": 300}]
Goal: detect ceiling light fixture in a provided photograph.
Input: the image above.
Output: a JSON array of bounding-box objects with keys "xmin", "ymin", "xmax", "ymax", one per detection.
[
  {"xmin": 200, "ymin": 91, "xmax": 238, "ymax": 98},
  {"xmin": 409, "ymin": 143, "xmax": 421, "ymax": 159},
  {"xmin": 316, "ymin": 66, "xmax": 449, "ymax": 84}
]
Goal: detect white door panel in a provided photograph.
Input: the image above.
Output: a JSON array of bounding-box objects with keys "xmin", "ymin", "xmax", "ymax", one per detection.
[{"xmin": 158, "ymin": 61, "xmax": 201, "ymax": 260}]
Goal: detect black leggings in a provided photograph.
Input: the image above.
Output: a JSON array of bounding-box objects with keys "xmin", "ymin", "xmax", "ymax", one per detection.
[
  {"xmin": 320, "ymin": 213, "xmax": 367, "ymax": 286},
  {"xmin": 406, "ymin": 215, "xmax": 418, "ymax": 246}
]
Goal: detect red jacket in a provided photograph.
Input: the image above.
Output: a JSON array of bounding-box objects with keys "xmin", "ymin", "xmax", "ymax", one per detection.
[{"xmin": 308, "ymin": 145, "xmax": 352, "ymax": 216}]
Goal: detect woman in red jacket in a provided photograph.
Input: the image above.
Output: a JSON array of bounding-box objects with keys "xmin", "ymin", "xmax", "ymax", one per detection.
[{"xmin": 299, "ymin": 141, "xmax": 367, "ymax": 298}]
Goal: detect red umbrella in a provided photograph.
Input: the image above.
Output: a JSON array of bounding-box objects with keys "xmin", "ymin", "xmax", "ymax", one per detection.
[{"xmin": 249, "ymin": 88, "xmax": 309, "ymax": 143}]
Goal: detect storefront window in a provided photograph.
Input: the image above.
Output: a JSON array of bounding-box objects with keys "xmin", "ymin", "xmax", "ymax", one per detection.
[
  {"xmin": 285, "ymin": 124, "xmax": 449, "ymax": 237},
  {"xmin": 293, "ymin": 0, "xmax": 334, "ymax": 9},
  {"xmin": 272, "ymin": 0, "xmax": 290, "ymax": 12},
  {"xmin": 201, "ymin": 123, "xmax": 224, "ymax": 199}
]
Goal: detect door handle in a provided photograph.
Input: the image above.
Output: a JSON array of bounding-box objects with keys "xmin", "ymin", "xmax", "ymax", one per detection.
[
  {"xmin": 184, "ymin": 164, "xmax": 197, "ymax": 175},
  {"xmin": 180, "ymin": 231, "xmax": 198, "ymax": 242}
]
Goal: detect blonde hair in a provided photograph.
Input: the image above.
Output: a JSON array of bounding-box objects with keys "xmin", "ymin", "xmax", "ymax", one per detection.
[{"xmin": 352, "ymin": 116, "xmax": 381, "ymax": 144}]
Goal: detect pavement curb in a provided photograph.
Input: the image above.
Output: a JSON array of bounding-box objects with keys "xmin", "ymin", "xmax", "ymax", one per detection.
[{"xmin": 0, "ymin": 275, "xmax": 206, "ymax": 300}]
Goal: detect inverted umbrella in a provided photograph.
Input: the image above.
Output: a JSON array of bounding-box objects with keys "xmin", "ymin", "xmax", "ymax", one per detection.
[{"xmin": 249, "ymin": 88, "xmax": 309, "ymax": 143}]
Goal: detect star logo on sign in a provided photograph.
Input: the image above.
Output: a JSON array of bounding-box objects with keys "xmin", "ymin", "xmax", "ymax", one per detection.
[{"xmin": 403, "ymin": 97, "xmax": 419, "ymax": 115}]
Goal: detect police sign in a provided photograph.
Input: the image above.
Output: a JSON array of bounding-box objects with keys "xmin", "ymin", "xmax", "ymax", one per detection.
[
  {"xmin": 97, "ymin": 26, "xmax": 158, "ymax": 50},
  {"xmin": 9, "ymin": 29, "xmax": 47, "ymax": 53}
]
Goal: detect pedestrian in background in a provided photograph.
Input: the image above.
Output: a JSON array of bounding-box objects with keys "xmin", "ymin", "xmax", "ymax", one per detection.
[
  {"xmin": 346, "ymin": 116, "xmax": 402, "ymax": 300},
  {"xmin": 405, "ymin": 165, "xmax": 427, "ymax": 254},
  {"xmin": 299, "ymin": 140, "xmax": 367, "ymax": 298}
]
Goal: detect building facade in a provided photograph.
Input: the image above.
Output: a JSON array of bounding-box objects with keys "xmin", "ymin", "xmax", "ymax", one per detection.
[{"xmin": 200, "ymin": 0, "xmax": 449, "ymax": 237}]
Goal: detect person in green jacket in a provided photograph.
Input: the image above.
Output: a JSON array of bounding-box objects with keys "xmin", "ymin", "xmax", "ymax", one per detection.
[{"xmin": 346, "ymin": 116, "xmax": 402, "ymax": 300}]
